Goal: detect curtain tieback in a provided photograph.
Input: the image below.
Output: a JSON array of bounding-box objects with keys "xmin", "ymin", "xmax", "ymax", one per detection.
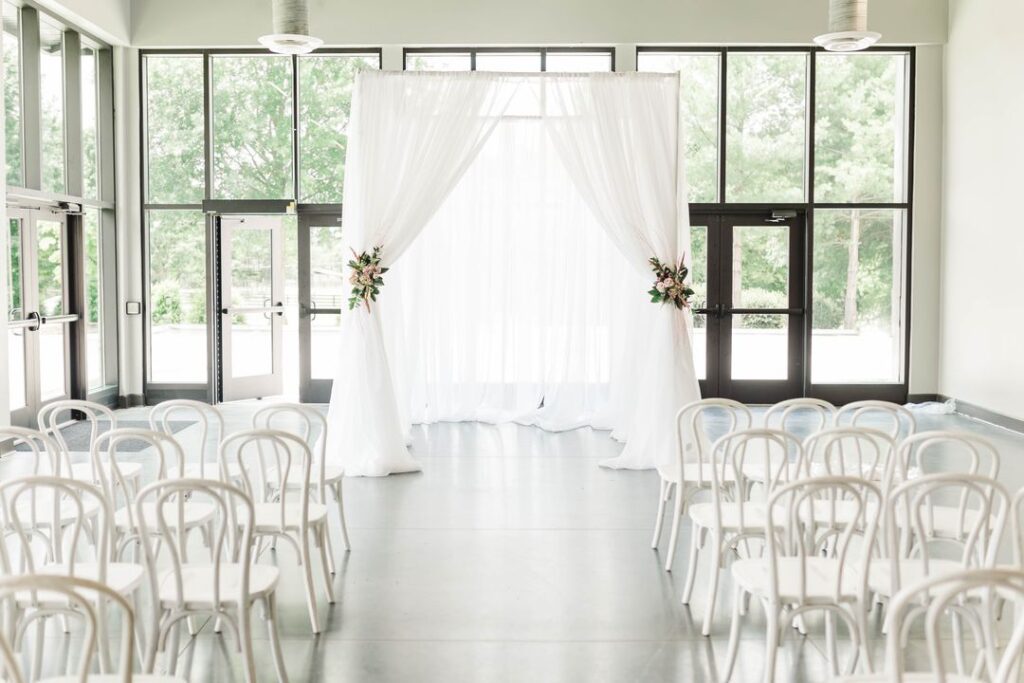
[
  {"xmin": 647, "ymin": 255, "xmax": 695, "ymax": 310},
  {"xmin": 348, "ymin": 246, "xmax": 389, "ymax": 312}
]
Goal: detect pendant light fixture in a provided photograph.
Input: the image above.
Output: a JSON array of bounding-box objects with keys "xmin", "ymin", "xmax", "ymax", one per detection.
[
  {"xmin": 259, "ymin": 0, "xmax": 323, "ymax": 54},
  {"xmin": 814, "ymin": 0, "xmax": 881, "ymax": 52}
]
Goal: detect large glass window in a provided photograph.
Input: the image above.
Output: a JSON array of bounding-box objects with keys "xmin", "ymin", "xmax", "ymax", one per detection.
[
  {"xmin": 81, "ymin": 45, "xmax": 99, "ymax": 199},
  {"xmin": 812, "ymin": 209, "xmax": 904, "ymax": 383},
  {"xmin": 298, "ymin": 53, "xmax": 380, "ymax": 203},
  {"xmin": 144, "ymin": 55, "xmax": 205, "ymax": 204},
  {"xmin": 3, "ymin": 2, "xmax": 21, "ymax": 187},
  {"xmin": 147, "ymin": 210, "xmax": 207, "ymax": 383},
  {"xmin": 640, "ymin": 47, "xmax": 912, "ymax": 392},
  {"xmin": 404, "ymin": 51, "xmax": 472, "ymax": 71},
  {"xmin": 636, "ymin": 51, "xmax": 720, "ymax": 203},
  {"xmin": 39, "ymin": 18, "xmax": 65, "ymax": 194},
  {"xmin": 726, "ymin": 52, "xmax": 807, "ymax": 203},
  {"xmin": 211, "ymin": 55, "xmax": 294, "ymax": 199},
  {"xmin": 815, "ymin": 52, "xmax": 908, "ymax": 204}
]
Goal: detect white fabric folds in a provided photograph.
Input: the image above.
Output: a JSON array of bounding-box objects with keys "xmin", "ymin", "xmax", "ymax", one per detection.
[{"xmin": 326, "ymin": 70, "xmax": 701, "ymax": 476}]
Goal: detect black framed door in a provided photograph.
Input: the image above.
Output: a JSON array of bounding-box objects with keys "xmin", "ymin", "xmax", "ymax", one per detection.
[{"xmin": 692, "ymin": 211, "xmax": 806, "ymax": 403}]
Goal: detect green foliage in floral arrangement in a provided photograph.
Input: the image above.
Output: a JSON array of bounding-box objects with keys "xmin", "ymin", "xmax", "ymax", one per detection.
[
  {"xmin": 347, "ymin": 246, "xmax": 388, "ymax": 312},
  {"xmin": 648, "ymin": 256, "xmax": 696, "ymax": 310}
]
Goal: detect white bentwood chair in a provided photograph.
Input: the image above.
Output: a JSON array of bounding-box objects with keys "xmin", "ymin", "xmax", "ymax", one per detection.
[
  {"xmin": 38, "ymin": 399, "xmax": 144, "ymax": 494},
  {"xmin": 137, "ymin": 478, "xmax": 288, "ymax": 682},
  {"xmin": 0, "ymin": 573, "xmax": 186, "ymax": 683},
  {"xmin": 723, "ymin": 476, "xmax": 883, "ymax": 682},
  {"xmin": 836, "ymin": 568, "xmax": 1024, "ymax": 683},
  {"xmin": 682, "ymin": 428, "xmax": 805, "ymax": 636},
  {"xmin": 253, "ymin": 403, "xmax": 351, "ymax": 560},
  {"xmin": 0, "ymin": 475, "xmax": 146, "ymax": 677},
  {"xmin": 652, "ymin": 399, "xmax": 753, "ymax": 572},
  {"xmin": 220, "ymin": 429, "xmax": 334, "ymax": 634}
]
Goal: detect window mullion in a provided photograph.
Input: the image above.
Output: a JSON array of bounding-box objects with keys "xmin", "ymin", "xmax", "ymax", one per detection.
[
  {"xmin": 20, "ymin": 6, "xmax": 42, "ymax": 190},
  {"xmin": 63, "ymin": 29, "xmax": 82, "ymax": 198}
]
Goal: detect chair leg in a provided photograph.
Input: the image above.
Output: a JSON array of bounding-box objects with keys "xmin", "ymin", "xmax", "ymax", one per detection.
[
  {"xmin": 951, "ymin": 610, "xmax": 966, "ymax": 675},
  {"xmin": 300, "ymin": 533, "xmax": 322, "ymax": 633},
  {"xmin": 238, "ymin": 603, "xmax": 257, "ymax": 683},
  {"xmin": 31, "ymin": 618, "xmax": 44, "ymax": 681},
  {"xmin": 265, "ymin": 594, "xmax": 290, "ymax": 683},
  {"xmin": 334, "ymin": 482, "xmax": 351, "ymax": 552},
  {"xmin": 825, "ymin": 610, "xmax": 838, "ymax": 676},
  {"xmin": 763, "ymin": 606, "xmax": 780, "ymax": 683},
  {"xmin": 651, "ymin": 479, "xmax": 669, "ymax": 549},
  {"xmin": 166, "ymin": 618, "xmax": 181, "ymax": 676},
  {"xmin": 317, "ymin": 526, "xmax": 336, "ymax": 604},
  {"xmin": 681, "ymin": 524, "xmax": 702, "ymax": 605},
  {"xmin": 722, "ymin": 584, "xmax": 744, "ymax": 682},
  {"xmin": 701, "ymin": 536, "xmax": 721, "ymax": 637},
  {"xmin": 664, "ymin": 488, "xmax": 685, "ymax": 572}
]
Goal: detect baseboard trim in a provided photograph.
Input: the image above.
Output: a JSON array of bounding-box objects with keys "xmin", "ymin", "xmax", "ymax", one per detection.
[
  {"xmin": 938, "ymin": 394, "xmax": 1024, "ymax": 435},
  {"xmin": 907, "ymin": 393, "xmax": 939, "ymax": 403},
  {"xmin": 117, "ymin": 394, "xmax": 145, "ymax": 409}
]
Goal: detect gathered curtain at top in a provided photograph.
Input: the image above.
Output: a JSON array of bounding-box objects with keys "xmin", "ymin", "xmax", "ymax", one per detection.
[{"xmin": 326, "ymin": 70, "xmax": 700, "ymax": 477}]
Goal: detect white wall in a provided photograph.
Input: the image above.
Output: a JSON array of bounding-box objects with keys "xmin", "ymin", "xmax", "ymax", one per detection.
[
  {"xmin": 131, "ymin": 0, "xmax": 946, "ymax": 47},
  {"xmin": 37, "ymin": 0, "xmax": 130, "ymax": 45},
  {"xmin": 938, "ymin": 0, "xmax": 1024, "ymax": 420}
]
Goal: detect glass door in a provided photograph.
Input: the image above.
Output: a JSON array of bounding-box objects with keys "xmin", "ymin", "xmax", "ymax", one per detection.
[
  {"xmin": 218, "ymin": 214, "xmax": 284, "ymax": 401},
  {"xmin": 692, "ymin": 211, "xmax": 806, "ymax": 403},
  {"xmin": 7, "ymin": 206, "xmax": 74, "ymax": 426},
  {"xmin": 297, "ymin": 212, "xmax": 344, "ymax": 403}
]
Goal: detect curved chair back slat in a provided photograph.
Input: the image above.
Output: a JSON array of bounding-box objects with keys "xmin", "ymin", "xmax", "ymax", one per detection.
[
  {"xmin": 253, "ymin": 403, "xmax": 329, "ymax": 502},
  {"xmin": 38, "ymin": 399, "xmax": 118, "ymax": 481},
  {"xmin": 764, "ymin": 398, "xmax": 836, "ymax": 436},
  {"xmin": 674, "ymin": 399, "xmax": 753, "ymax": 487},
  {"xmin": 150, "ymin": 399, "xmax": 225, "ymax": 479},
  {"xmin": 835, "ymin": 400, "xmax": 917, "ymax": 441},
  {"xmin": 0, "ymin": 427, "xmax": 66, "ymax": 477}
]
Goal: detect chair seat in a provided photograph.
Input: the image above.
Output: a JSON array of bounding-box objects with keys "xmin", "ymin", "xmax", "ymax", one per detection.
[
  {"xmin": 17, "ymin": 563, "xmax": 145, "ymax": 604},
  {"xmin": 156, "ymin": 563, "xmax": 279, "ymax": 606},
  {"xmin": 801, "ymin": 500, "xmax": 880, "ymax": 528},
  {"xmin": 251, "ymin": 502, "xmax": 329, "ymax": 531},
  {"xmin": 12, "ymin": 493, "xmax": 102, "ymax": 526},
  {"xmin": 41, "ymin": 675, "xmax": 187, "ymax": 682},
  {"xmin": 114, "ymin": 502, "xmax": 216, "ymax": 531},
  {"xmin": 732, "ymin": 557, "xmax": 862, "ymax": 603},
  {"xmin": 69, "ymin": 461, "xmax": 142, "ymax": 483},
  {"xmin": 689, "ymin": 502, "xmax": 784, "ymax": 531},
  {"xmin": 868, "ymin": 558, "xmax": 965, "ymax": 598},
  {"xmin": 168, "ymin": 463, "xmax": 223, "ymax": 480},
  {"xmin": 742, "ymin": 461, "xmax": 803, "ymax": 484},
  {"xmin": 657, "ymin": 462, "xmax": 738, "ymax": 486}
]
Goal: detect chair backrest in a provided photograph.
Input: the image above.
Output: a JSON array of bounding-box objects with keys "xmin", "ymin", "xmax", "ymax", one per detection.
[
  {"xmin": 38, "ymin": 400, "xmax": 118, "ymax": 480},
  {"xmin": 150, "ymin": 399, "xmax": 225, "ymax": 478},
  {"xmin": 765, "ymin": 476, "xmax": 882, "ymax": 606},
  {"xmin": 763, "ymin": 398, "xmax": 835, "ymax": 437},
  {"xmin": 0, "ymin": 475, "xmax": 112, "ymax": 578},
  {"xmin": 895, "ymin": 430, "xmax": 1000, "ymax": 483},
  {"xmin": 91, "ymin": 428, "xmax": 186, "ymax": 519},
  {"xmin": 220, "ymin": 429, "xmax": 312, "ymax": 532},
  {"xmin": 834, "ymin": 400, "xmax": 917, "ymax": 440},
  {"xmin": 883, "ymin": 473, "xmax": 1008, "ymax": 597},
  {"xmin": 252, "ymin": 403, "xmax": 328, "ymax": 498},
  {"xmin": 136, "ymin": 478, "xmax": 254, "ymax": 621},
  {"xmin": 881, "ymin": 569, "xmax": 1024, "ymax": 683},
  {"xmin": 0, "ymin": 573, "xmax": 137, "ymax": 683},
  {"xmin": 802, "ymin": 427, "xmax": 897, "ymax": 488},
  {"xmin": 707, "ymin": 428, "xmax": 804, "ymax": 535},
  {"xmin": 1012, "ymin": 486, "xmax": 1024, "ymax": 567},
  {"xmin": 0, "ymin": 426, "xmax": 68, "ymax": 477},
  {"xmin": 674, "ymin": 399, "xmax": 753, "ymax": 485}
]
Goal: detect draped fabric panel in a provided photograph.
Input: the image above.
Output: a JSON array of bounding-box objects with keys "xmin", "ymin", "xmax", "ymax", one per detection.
[{"xmin": 327, "ymin": 70, "xmax": 700, "ymax": 477}]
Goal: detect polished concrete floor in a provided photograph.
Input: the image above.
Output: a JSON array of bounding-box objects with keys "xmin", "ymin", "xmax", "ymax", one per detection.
[{"xmin": 13, "ymin": 402, "xmax": 1024, "ymax": 682}]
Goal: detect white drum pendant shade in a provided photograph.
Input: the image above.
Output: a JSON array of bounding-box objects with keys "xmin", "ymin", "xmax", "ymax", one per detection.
[
  {"xmin": 814, "ymin": 0, "xmax": 881, "ymax": 52},
  {"xmin": 259, "ymin": 0, "xmax": 323, "ymax": 54}
]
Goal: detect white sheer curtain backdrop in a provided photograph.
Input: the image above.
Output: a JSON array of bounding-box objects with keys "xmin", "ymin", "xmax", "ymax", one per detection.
[
  {"xmin": 327, "ymin": 70, "xmax": 699, "ymax": 476},
  {"xmin": 384, "ymin": 118, "xmax": 649, "ymax": 432},
  {"xmin": 543, "ymin": 74, "xmax": 702, "ymax": 469},
  {"xmin": 325, "ymin": 72, "xmax": 516, "ymax": 476}
]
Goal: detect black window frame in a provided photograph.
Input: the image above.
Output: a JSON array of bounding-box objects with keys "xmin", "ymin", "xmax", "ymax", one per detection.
[
  {"xmin": 637, "ymin": 45, "xmax": 917, "ymax": 404},
  {"xmin": 403, "ymin": 46, "xmax": 616, "ymax": 72}
]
